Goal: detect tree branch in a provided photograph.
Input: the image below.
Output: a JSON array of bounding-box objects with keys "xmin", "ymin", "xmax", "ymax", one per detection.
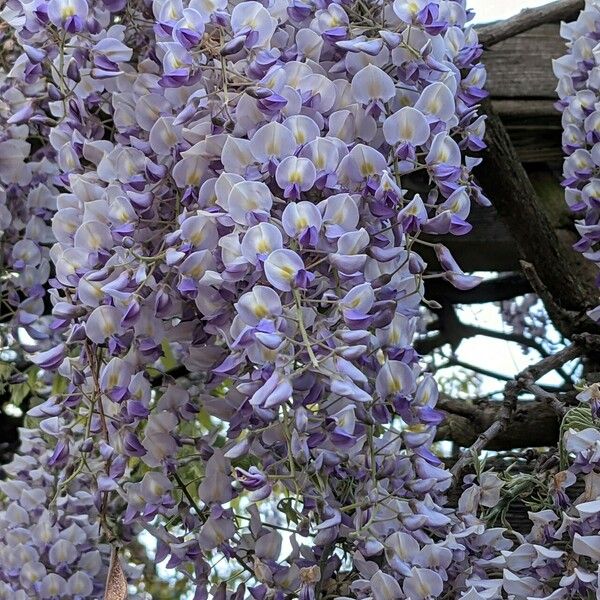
[
  {"xmin": 437, "ymin": 399, "xmax": 561, "ymax": 451},
  {"xmin": 475, "ymin": 99, "xmax": 599, "ymax": 339},
  {"xmin": 450, "ymin": 337, "xmax": 592, "ymax": 480},
  {"xmin": 477, "ymin": 0, "xmax": 583, "ymax": 48},
  {"xmin": 425, "ymin": 273, "xmax": 531, "ymax": 305},
  {"xmin": 525, "ymin": 383, "xmax": 567, "ymax": 417},
  {"xmin": 418, "ymin": 305, "xmax": 574, "ymax": 384},
  {"xmin": 441, "ymin": 358, "xmax": 513, "ymax": 383}
]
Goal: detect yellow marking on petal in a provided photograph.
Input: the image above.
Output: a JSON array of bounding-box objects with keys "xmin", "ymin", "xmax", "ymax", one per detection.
[
  {"xmin": 148, "ymin": 480, "xmax": 164, "ymax": 496},
  {"xmin": 256, "ymin": 238, "xmax": 271, "ymax": 253},
  {"xmin": 262, "ymin": 348, "xmax": 277, "ymax": 361},
  {"xmin": 116, "ymin": 208, "xmax": 129, "ymax": 222},
  {"xmin": 389, "ymin": 379, "xmax": 401, "ymax": 393},
  {"xmin": 267, "ymin": 141, "xmax": 279, "ymax": 156},
  {"xmin": 289, "ymin": 171, "xmax": 303, "ymax": 184},
  {"xmin": 90, "ymin": 233, "xmax": 102, "ymax": 250},
  {"xmin": 253, "ymin": 303, "xmax": 269, "ymax": 318},
  {"xmin": 191, "ymin": 230, "xmax": 204, "ymax": 245},
  {"xmin": 187, "ymin": 171, "xmax": 200, "ymax": 186},
  {"xmin": 164, "ymin": 129, "xmax": 178, "ymax": 145},
  {"xmin": 408, "ymin": 2, "xmax": 420, "ymax": 14},
  {"xmin": 407, "ymin": 423, "xmax": 427, "ymax": 433},
  {"xmin": 428, "ymin": 98, "xmax": 441, "ymax": 113},
  {"xmin": 126, "ymin": 159, "xmax": 136, "ymax": 176},
  {"xmin": 103, "ymin": 320, "xmax": 116, "ymax": 336},
  {"xmin": 368, "ymin": 81, "xmax": 379, "ymax": 99},
  {"xmin": 359, "ymin": 162, "xmax": 374, "ymax": 177},
  {"xmin": 279, "ymin": 264, "xmax": 296, "ymax": 280},
  {"xmin": 40, "ymin": 528, "xmax": 53, "ymax": 543},
  {"xmin": 61, "ymin": 5, "xmax": 76, "ymax": 17}
]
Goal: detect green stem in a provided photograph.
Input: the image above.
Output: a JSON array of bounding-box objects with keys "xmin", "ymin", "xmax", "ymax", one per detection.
[{"xmin": 293, "ymin": 289, "xmax": 319, "ymax": 369}]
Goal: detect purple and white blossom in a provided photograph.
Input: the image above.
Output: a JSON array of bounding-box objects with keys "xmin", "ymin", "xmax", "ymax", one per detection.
[{"xmin": 0, "ymin": 0, "xmax": 499, "ymax": 596}]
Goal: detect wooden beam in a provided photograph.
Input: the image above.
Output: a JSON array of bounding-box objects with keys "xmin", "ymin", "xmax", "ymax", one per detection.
[
  {"xmin": 477, "ymin": 0, "xmax": 583, "ymax": 48},
  {"xmin": 483, "ymin": 23, "xmax": 566, "ymax": 100},
  {"xmin": 492, "ymin": 99, "xmax": 559, "ymax": 119}
]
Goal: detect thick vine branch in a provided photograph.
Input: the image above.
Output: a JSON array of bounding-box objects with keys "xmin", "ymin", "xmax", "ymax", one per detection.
[
  {"xmin": 437, "ymin": 398, "xmax": 562, "ymax": 451},
  {"xmin": 477, "ymin": 0, "xmax": 584, "ymax": 48},
  {"xmin": 425, "ymin": 273, "xmax": 531, "ymax": 305},
  {"xmin": 419, "ymin": 305, "xmax": 574, "ymax": 383},
  {"xmin": 475, "ymin": 99, "xmax": 599, "ymax": 339},
  {"xmin": 450, "ymin": 336, "xmax": 594, "ymax": 480}
]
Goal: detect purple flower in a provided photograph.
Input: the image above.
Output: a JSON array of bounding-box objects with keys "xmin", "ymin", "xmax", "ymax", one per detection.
[{"xmin": 47, "ymin": 0, "xmax": 88, "ymax": 32}]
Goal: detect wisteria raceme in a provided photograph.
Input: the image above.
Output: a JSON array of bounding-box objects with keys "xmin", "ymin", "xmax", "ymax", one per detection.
[
  {"xmin": 0, "ymin": 428, "xmax": 110, "ymax": 600},
  {"xmin": 555, "ymin": 0, "xmax": 600, "ymax": 319},
  {"xmin": 12, "ymin": 0, "xmax": 600, "ymax": 598},
  {"xmin": 500, "ymin": 294, "xmax": 551, "ymax": 353}
]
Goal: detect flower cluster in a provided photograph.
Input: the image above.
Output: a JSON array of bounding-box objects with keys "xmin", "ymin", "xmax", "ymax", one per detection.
[
  {"xmin": 453, "ymin": 412, "xmax": 600, "ymax": 600},
  {"xmin": 0, "ymin": 427, "xmax": 110, "ymax": 599},
  {"xmin": 0, "ymin": 0, "xmax": 522, "ymax": 596},
  {"xmin": 0, "ymin": 70, "xmax": 58, "ymax": 344},
  {"xmin": 500, "ymin": 294, "xmax": 550, "ymax": 352},
  {"xmin": 555, "ymin": 0, "xmax": 600, "ymax": 319}
]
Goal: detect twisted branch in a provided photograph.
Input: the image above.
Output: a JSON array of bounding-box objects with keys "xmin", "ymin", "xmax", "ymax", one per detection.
[
  {"xmin": 477, "ymin": 0, "xmax": 584, "ymax": 48},
  {"xmin": 450, "ymin": 336, "xmax": 596, "ymax": 480}
]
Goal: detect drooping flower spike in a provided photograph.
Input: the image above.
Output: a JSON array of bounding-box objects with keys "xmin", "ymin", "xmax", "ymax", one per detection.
[{"xmin": 0, "ymin": 0, "xmax": 522, "ymax": 597}]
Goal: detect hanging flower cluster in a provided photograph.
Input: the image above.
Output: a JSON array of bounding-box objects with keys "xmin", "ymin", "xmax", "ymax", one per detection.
[
  {"xmin": 555, "ymin": 0, "xmax": 600, "ymax": 319},
  {"xmin": 450, "ymin": 403, "xmax": 600, "ymax": 600},
  {"xmin": 11, "ymin": 0, "xmax": 586, "ymax": 597},
  {"xmin": 0, "ymin": 68, "xmax": 58, "ymax": 344},
  {"xmin": 0, "ymin": 427, "xmax": 110, "ymax": 599}
]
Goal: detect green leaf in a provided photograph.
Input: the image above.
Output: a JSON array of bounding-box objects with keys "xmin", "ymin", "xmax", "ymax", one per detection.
[
  {"xmin": 559, "ymin": 405, "xmax": 597, "ymax": 469},
  {"xmin": 160, "ymin": 339, "xmax": 177, "ymax": 372},
  {"xmin": 198, "ymin": 409, "xmax": 213, "ymax": 431},
  {"xmin": 11, "ymin": 382, "xmax": 30, "ymax": 406},
  {"xmin": 277, "ymin": 497, "xmax": 300, "ymax": 525},
  {"xmin": 0, "ymin": 363, "xmax": 12, "ymax": 381},
  {"xmin": 51, "ymin": 373, "xmax": 67, "ymax": 396}
]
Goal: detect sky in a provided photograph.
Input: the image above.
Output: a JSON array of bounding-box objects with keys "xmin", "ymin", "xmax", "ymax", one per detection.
[{"xmin": 468, "ymin": 0, "xmax": 551, "ymax": 23}]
